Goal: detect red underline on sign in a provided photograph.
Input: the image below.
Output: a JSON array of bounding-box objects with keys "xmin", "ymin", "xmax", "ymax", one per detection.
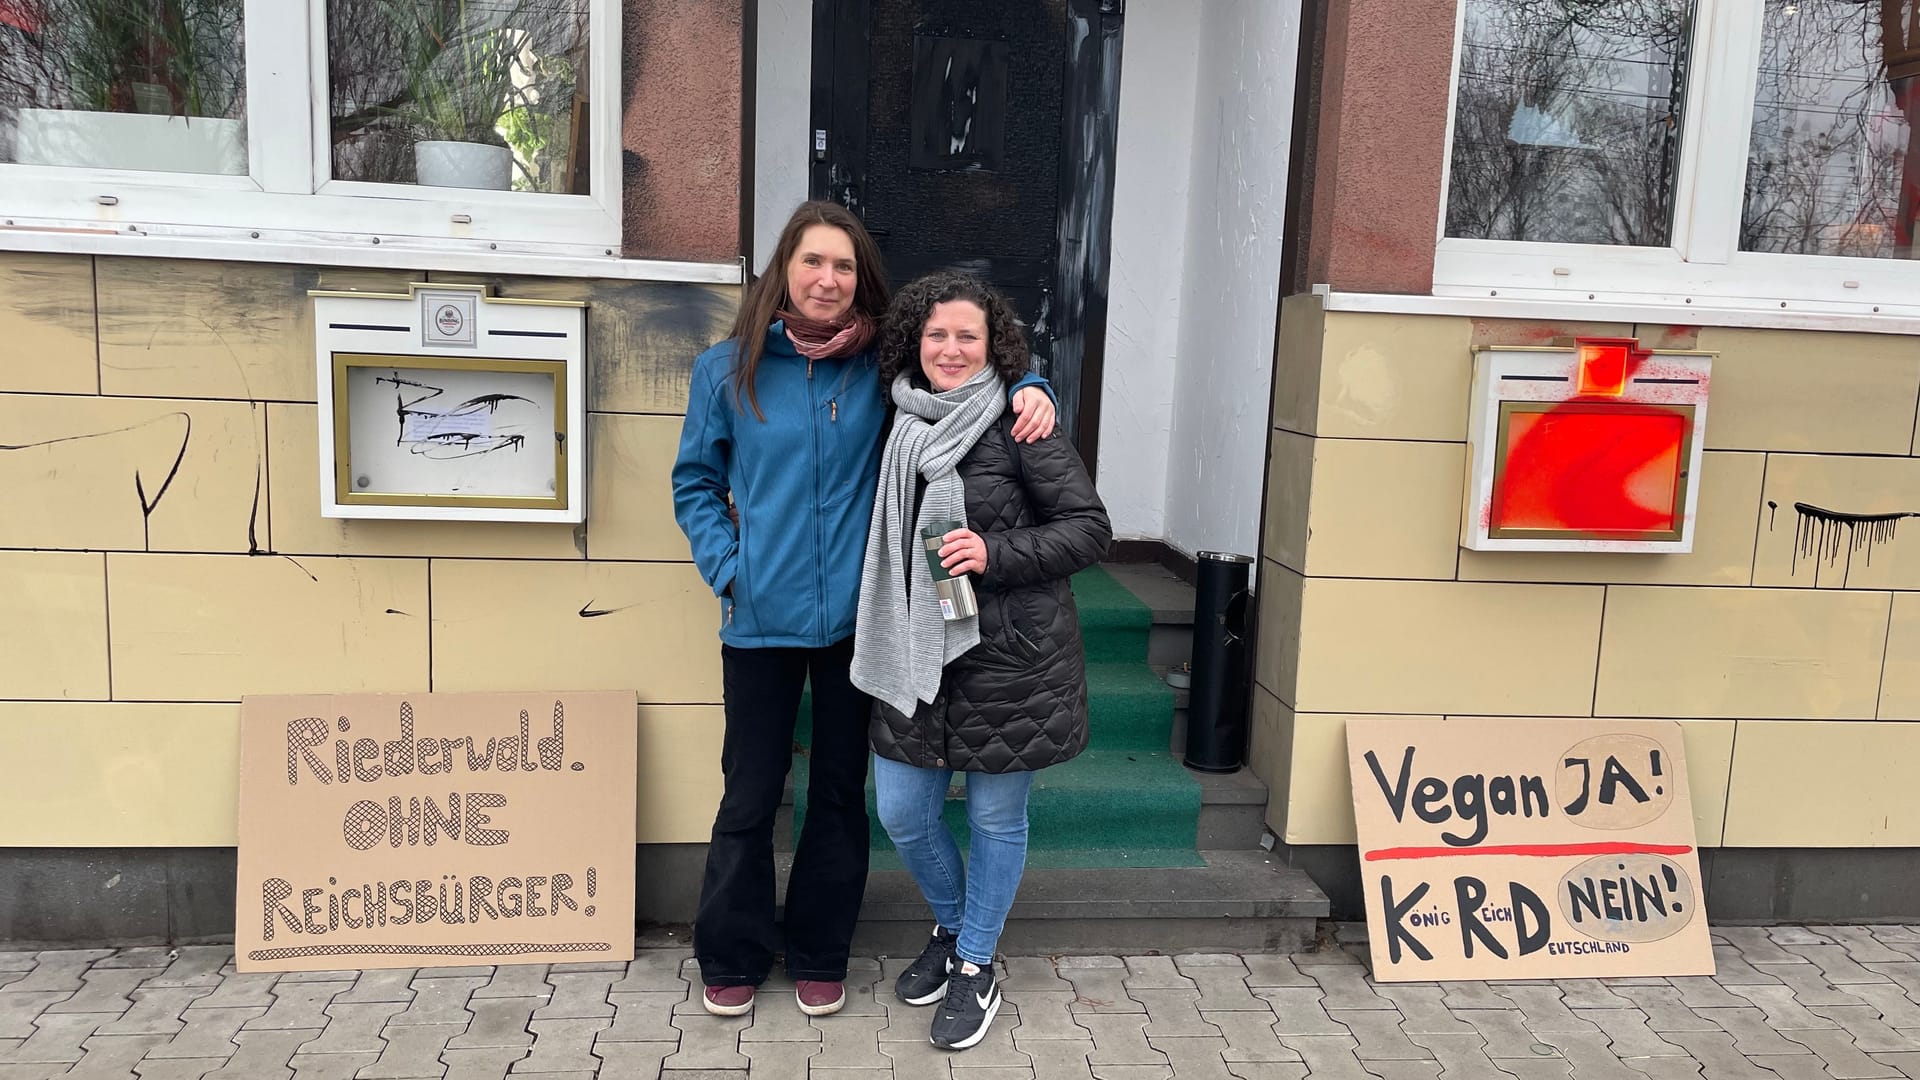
[{"xmin": 1363, "ymin": 842, "xmax": 1694, "ymax": 862}]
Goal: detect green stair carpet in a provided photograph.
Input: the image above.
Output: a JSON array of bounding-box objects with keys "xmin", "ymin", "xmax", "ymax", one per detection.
[{"xmin": 793, "ymin": 565, "xmax": 1202, "ymax": 869}]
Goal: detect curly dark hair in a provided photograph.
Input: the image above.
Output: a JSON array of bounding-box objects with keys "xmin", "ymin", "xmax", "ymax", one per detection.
[{"xmin": 876, "ymin": 271, "xmax": 1031, "ymax": 392}]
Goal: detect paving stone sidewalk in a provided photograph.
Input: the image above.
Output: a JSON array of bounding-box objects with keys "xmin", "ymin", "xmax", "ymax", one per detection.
[{"xmin": 1, "ymin": 925, "xmax": 1918, "ymax": 1078}]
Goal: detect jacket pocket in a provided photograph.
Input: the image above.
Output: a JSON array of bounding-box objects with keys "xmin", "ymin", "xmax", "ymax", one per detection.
[
  {"xmin": 1006, "ymin": 603, "xmax": 1044, "ymax": 661},
  {"xmin": 1012, "ymin": 626, "xmax": 1044, "ymax": 661},
  {"xmin": 729, "ymin": 513, "xmax": 756, "ymax": 638},
  {"xmin": 820, "ymin": 392, "xmax": 863, "ymax": 508},
  {"xmin": 1012, "ymin": 590, "xmax": 1057, "ymax": 659},
  {"xmin": 971, "ymin": 593, "xmax": 1042, "ymax": 670}
]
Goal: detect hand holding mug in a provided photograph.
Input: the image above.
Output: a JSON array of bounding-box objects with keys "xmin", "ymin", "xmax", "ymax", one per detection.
[{"xmin": 939, "ymin": 528, "xmax": 988, "ymax": 576}]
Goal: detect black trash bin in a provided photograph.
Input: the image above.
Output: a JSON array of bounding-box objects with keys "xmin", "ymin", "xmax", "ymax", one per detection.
[{"xmin": 1184, "ymin": 551, "xmax": 1254, "ymax": 773}]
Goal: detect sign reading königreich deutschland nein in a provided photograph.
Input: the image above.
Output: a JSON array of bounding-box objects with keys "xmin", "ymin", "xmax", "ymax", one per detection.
[
  {"xmin": 1345, "ymin": 718, "xmax": 1713, "ymax": 982},
  {"xmin": 237, "ymin": 692, "xmax": 637, "ymax": 973}
]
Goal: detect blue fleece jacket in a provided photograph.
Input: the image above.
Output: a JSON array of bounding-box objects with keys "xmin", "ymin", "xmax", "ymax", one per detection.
[{"xmin": 672, "ymin": 323, "xmax": 1051, "ymax": 648}]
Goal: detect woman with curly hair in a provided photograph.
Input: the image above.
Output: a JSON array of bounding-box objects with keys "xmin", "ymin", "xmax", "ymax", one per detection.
[
  {"xmin": 851, "ymin": 271, "xmax": 1111, "ymax": 1050},
  {"xmin": 671, "ymin": 205, "xmax": 1057, "ymax": 1020}
]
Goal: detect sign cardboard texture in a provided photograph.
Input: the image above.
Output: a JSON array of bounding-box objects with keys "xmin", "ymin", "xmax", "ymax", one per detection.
[
  {"xmin": 1346, "ymin": 718, "xmax": 1713, "ymax": 982},
  {"xmin": 237, "ymin": 691, "xmax": 637, "ymax": 972}
]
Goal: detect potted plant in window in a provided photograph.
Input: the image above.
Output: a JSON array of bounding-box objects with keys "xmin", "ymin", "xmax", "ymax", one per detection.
[
  {"xmin": 6, "ymin": 0, "xmax": 248, "ymax": 174},
  {"xmin": 402, "ymin": 18, "xmax": 521, "ymax": 189},
  {"xmin": 374, "ymin": 0, "xmax": 586, "ymax": 191}
]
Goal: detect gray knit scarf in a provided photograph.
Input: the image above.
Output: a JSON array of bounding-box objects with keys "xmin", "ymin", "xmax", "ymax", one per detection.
[{"xmin": 851, "ymin": 366, "xmax": 1006, "ymax": 718}]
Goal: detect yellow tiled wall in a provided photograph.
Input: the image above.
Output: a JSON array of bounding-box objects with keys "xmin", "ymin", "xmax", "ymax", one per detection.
[
  {"xmin": 0, "ymin": 254, "xmax": 737, "ymax": 846},
  {"xmin": 1256, "ymin": 293, "xmax": 1920, "ymax": 849}
]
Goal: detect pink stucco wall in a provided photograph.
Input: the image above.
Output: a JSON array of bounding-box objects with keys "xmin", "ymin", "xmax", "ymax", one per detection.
[
  {"xmin": 1303, "ymin": 0, "xmax": 1457, "ymax": 294},
  {"xmin": 621, "ymin": 0, "xmax": 742, "ymax": 264}
]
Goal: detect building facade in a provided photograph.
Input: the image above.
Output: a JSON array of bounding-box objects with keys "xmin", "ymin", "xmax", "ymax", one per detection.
[
  {"xmin": 3, "ymin": 0, "xmax": 1917, "ymax": 941},
  {"xmin": 1253, "ymin": 0, "xmax": 1920, "ymax": 920},
  {"xmin": 0, "ymin": 0, "xmax": 748, "ymax": 939}
]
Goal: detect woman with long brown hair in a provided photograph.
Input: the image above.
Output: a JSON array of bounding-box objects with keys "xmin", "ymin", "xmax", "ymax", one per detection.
[{"xmin": 671, "ymin": 202, "xmax": 1056, "ymax": 1018}]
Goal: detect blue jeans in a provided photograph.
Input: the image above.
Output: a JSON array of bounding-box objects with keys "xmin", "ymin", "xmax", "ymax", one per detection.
[{"xmin": 872, "ymin": 755, "xmax": 1036, "ymax": 967}]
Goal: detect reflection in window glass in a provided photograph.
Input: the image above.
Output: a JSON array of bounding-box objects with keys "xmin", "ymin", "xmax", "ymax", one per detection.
[
  {"xmin": 0, "ymin": 0, "xmax": 247, "ymax": 174},
  {"xmin": 328, "ymin": 0, "xmax": 592, "ymax": 194},
  {"xmin": 1743, "ymin": 0, "xmax": 1919, "ymax": 260},
  {"xmin": 1445, "ymin": 0, "xmax": 1693, "ymax": 246}
]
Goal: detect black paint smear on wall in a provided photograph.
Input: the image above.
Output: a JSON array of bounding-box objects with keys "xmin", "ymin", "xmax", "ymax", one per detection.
[
  {"xmin": 1789, "ymin": 502, "xmax": 1920, "ymax": 587},
  {"xmin": 0, "ymin": 413, "xmax": 191, "ymax": 551},
  {"xmin": 248, "ymin": 403, "xmax": 264, "ymax": 555},
  {"xmin": 578, "ymin": 599, "xmax": 640, "ymax": 619}
]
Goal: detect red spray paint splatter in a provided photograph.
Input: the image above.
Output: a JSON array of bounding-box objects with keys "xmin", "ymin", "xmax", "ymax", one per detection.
[{"xmin": 1490, "ymin": 349, "xmax": 1689, "ymax": 536}]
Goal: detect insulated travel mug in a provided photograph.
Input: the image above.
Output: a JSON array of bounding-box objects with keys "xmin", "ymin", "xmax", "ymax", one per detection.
[{"xmin": 921, "ymin": 519, "xmax": 979, "ymax": 621}]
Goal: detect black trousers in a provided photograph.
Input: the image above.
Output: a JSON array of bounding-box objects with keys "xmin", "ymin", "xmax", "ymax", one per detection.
[{"xmin": 694, "ymin": 637, "xmax": 872, "ymax": 984}]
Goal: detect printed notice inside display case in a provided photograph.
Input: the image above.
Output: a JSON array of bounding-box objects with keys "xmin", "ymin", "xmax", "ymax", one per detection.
[{"xmin": 312, "ymin": 284, "xmax": 586, "ymax": 523}]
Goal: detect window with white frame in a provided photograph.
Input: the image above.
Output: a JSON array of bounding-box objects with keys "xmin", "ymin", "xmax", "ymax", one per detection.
[
  {"xmin": 0, "ymin": 0, "xmax": 620, "ymax": 258},
  {"xmin": 1437, "ymin": 0, "xmax": 1920, "ymax": 315}
]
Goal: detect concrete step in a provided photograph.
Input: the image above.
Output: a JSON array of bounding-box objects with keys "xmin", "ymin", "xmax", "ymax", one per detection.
[
  {"xmin": 1191, "ymin": 765, "xmax": 1269, "ymax": 849},
  {"xmin": 776, "ymin": 848, "xmax": 1326, "ymax": 955},
  {"xmin": 1100, "ymin": 561, "xmax": 1197, "ymax": 670},
  {"xmin": 777, "ymin": 759, "xmax": 1267, "ymax": 853},
  {"xmin": 1099, "ymin": 560, "xmax": 1197, "ymax": 625},
  {"xmin": 1149, "ymin": 623, "xmax": 1192, "ymax": 670}
]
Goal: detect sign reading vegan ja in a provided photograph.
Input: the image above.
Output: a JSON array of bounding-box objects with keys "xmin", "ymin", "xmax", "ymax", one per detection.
[
  {"xmin": 237, "ymin": 692, "xmax": 637, "ymax": 972},
  {"xmin": 1346, "ymin": 718, "xmax": 1713, "ymax": 981}
]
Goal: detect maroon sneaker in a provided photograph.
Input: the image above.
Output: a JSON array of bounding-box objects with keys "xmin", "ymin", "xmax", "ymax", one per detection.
[
  {"xmin": 795, "ymin": 979, "xmax": 845, "ymax": 1016},
  {"xmin": 703, "ymin": 984, "xmax": 755, "ymax": 1016}
]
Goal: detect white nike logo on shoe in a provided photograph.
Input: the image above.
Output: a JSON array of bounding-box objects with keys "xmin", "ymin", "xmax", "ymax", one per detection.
[{"xmin": 942, "ymin": 987, "xmax": 997, "ymax": 1018}]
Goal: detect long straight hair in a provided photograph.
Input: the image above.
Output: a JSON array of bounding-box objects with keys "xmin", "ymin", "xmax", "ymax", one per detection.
[{"xmin": 728, "ymin": 201, "xmax": 892, "ymax": 421}]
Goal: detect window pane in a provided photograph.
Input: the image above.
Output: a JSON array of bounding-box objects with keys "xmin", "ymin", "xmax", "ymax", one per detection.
[
  {"xmin": 1743, "ymin": 0, "xmax": 1919, "ymax": 260},
  {"xmin": 327, "ymin": 0, "xmax": 592, "ymax": 194},
  {"xmin": 1445, "ymin": 0, "xmax": 1694, "ymax": 246},
  {"xmin": 0, "ymin": 0, "xmax": 247, "ymax": 174}
]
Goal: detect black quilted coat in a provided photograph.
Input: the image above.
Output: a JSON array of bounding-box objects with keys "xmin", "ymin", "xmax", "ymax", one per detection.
[{"xmin": 870, "ymin": 413, "xmax": 1112, "ymax": 773}]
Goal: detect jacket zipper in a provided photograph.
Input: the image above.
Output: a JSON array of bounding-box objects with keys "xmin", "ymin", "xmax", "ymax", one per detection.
[{"xmin": 809, "ymin": 356, "xmax": 826, "ymax": 642}]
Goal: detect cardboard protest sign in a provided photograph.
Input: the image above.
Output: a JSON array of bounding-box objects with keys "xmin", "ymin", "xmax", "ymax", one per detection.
[
  {"xmin": 237, "ymin": 692, "xmax": 637, "ymax": 972},
  {"xmin": 1345, "ymin": 718, "xmax": 1713, "ymax": 982}
]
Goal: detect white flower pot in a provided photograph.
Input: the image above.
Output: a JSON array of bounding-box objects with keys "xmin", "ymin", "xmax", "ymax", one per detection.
[
  {"xmin": 13, "ymin": 108, "xmax": 246, "ymax": 175},
  {"xmin": 414, "ymin": 140, "xmax": 513, "ymax": 190}
]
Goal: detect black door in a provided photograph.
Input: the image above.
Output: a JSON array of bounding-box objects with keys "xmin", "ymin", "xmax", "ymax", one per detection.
[{"xmin": 809, "ymin": 0, "xmax": 1122, "ymax": 467}]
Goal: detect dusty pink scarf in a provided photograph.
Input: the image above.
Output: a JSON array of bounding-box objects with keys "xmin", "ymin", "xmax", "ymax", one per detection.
[{"xmin": 779, "ymin": 309, "xmax": 876, "ymax": 360}]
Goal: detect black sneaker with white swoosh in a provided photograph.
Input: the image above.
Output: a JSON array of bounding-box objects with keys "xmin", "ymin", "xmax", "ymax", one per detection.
[
  {"xmin": 896, "ymin": 926, "xmax": 958, "ymax": 1006},
  {"xmin": 929, "ymin": 961, "xmax": 1000, "ymax": 1050}
]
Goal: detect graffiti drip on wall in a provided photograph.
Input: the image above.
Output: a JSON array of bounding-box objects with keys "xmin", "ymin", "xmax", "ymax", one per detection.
[{"xmin": 1772, "ymin": 500, "xmax": 1920, "ymax": 587}]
